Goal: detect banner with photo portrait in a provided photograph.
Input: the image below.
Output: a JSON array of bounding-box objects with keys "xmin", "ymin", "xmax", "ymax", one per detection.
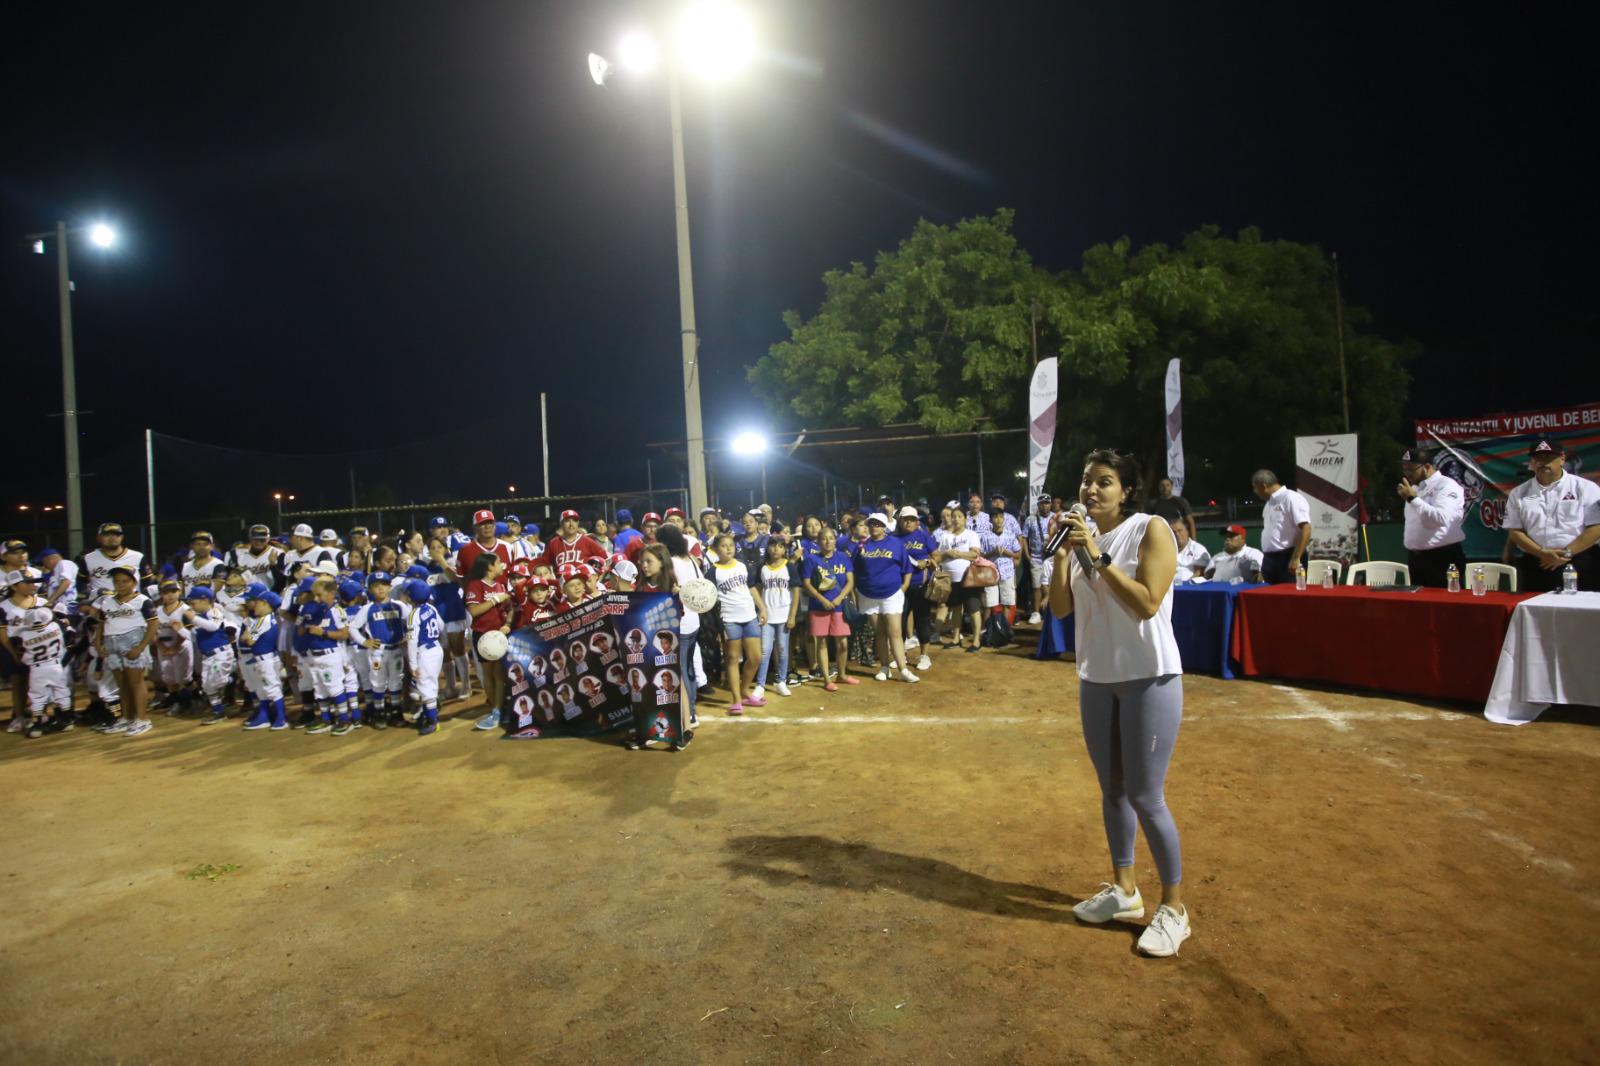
[{"xmin": 500, "ymin": 592, "xmax": 687, "ymax": 743}]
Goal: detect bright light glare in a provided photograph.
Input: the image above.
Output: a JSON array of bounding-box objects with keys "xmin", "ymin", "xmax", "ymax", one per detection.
[
  {"xmin": 587, "ymin": 52, "xmax": 612, "ymax": 86},
  {"xmin": 32, "ymin": 239, "xmax": 45, "ymax": 255},
  {"xmin": 731, "ymin": 431, "xmax": 767, "ymax": 456},
  {"xmin": 675, "ymin": 2, "xmax": 756, "ymax": 81},
  {"xmin": 88, "ymin": 223, "xmax": 117, "ymax": 248},
  {"xmin": 618, "ymin": 31, "xmax": 660, "ymax": 74}
]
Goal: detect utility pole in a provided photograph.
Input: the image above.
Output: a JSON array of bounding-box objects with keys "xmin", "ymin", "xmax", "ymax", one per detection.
[{"xmin": 1333, "ymin": 252, "xmax": 1350, "ymax": 433}]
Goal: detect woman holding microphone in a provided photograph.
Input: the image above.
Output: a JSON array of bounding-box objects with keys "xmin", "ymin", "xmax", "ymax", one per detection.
[{"xmin": 1048, "ymin": 448, "xmax": 1190, "ymax": 957}]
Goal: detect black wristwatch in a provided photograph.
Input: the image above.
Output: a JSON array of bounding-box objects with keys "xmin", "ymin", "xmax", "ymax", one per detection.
[{"xmin": 1094, "ymin": 552, "xmax": 1112, "ymax": 570}]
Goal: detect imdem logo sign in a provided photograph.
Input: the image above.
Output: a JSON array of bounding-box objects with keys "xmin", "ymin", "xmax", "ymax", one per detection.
[{"xmin": 1307, "ymin": 439, "xmax": 1348, "ymax": 468}]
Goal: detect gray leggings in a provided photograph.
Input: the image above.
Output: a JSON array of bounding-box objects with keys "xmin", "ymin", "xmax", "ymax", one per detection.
[{"xmin": 1079, "ymin": 674, "xmax": 1184, "ymax": 885}]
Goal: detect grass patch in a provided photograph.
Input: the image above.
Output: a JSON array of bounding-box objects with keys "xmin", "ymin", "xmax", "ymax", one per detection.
[{"xmin": 185, "ymin": 863, "xmax": 240, "ymax": 882}]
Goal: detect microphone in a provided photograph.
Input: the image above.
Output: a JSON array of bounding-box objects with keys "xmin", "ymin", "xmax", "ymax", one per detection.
[{"xmin": 1044, "ymin": 503, "xmax": 1100, "ymax": 576}]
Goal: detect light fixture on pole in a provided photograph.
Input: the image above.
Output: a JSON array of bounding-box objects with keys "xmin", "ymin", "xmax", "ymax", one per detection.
[
  {"xmin": 586, "ymin": 4, "xmax": 757, "ymax": 517},
  {"xmin": 731, "ymin": 430, "xmax": 769, "ymax": 504},
  {"xmin": 24, "ymin": 219, "xmax": 118, "ymax": 558}
]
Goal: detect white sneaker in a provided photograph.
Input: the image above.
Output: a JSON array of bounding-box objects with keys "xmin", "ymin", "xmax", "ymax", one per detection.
[
  {"xmin": 904, "ymin": 635, "xmax": 920, "ymax": 649},
  {"xmin": 915, "ymin": 655, "xmax": 932, "ymax": 671},
  {"xmin": 888, "ymin": 661, "xmax": 898, "ymax": 671},
  {"xmin": 898, "ymin": 669, "xmax": 920, "ymax": 684},
  {"xmin": 1028, "ymin": 612, "xmax": 1042, "ymax": 626},
  {"xmin": 125, "ymin": 719, "xmax": 154, "ymax": 738},
  {"xmin": 751, "ymin": 685, "xmax": 765, "ymax": 702},
  {"xmin": 6, "ymin": 716, "xmax": 24, "ymax": 733},
  {"xmin": 873, "ymin": 670, "xmax": 889, "ymax": 682},
  {"xmin": 1071, "ymin": 883, "xmax": 1144, "ymax": 924},
  {"xmin": 1136, "ymin": 904, "xmax": 1191, "ymax": 957},
  {"xmin": 775, "ymin": 682, "xmax": 792, "ymax": 697}
]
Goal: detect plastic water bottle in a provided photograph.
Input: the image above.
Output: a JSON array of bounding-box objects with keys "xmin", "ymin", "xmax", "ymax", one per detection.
[
  {"xmin": 1471, "ymin": 566, "xmax": 1487, "ymax": 597},
  {"xmin": 1321, "ymin": 565, "xmax": 1335, "ymax": 589},
  {"xmin": 1565, "ymin": 563, "xmax": 1579, "ymax": 594},
  {"xmin": 1446, "ymin": 564, "xmax": 1460, "ymax": 593},
  {"xmin": 1295, "ymin": 564, "xmax": 1307, "ymax": 591}
]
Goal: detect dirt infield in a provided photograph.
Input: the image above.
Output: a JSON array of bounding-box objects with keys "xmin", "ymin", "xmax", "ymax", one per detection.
[{"xmin": 2, "ymin": 643, "xmax": 1596, "ymax": 1065}]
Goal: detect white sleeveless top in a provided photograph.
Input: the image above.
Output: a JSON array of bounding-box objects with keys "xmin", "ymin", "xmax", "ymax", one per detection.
[{"xmin": 1070, "ymin": 512, "xmax": 1183, "ymax": 683}]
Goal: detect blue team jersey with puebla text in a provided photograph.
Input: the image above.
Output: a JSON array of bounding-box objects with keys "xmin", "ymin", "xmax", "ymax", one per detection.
[
  {"xmin": 896, "ymin": 528, "xmax": 936, "ymax": 588},
  {"xmin": 853, "ymin": 536, "xmax": 911, "ymax": 598},
  {"xmin": 802, "ymin": 552, "xmax": 851, "ymax": 612}
]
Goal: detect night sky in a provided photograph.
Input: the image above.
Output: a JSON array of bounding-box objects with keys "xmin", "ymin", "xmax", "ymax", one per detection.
[{"xmin": 5, "ymin": 1, "xmax": 1594, "ymax": 528}]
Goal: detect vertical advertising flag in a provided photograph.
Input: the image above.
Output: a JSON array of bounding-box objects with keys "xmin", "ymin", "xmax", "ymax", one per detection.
[
  {"xmin": 1028, "ymin": 357, "xmax": 1058, "ymax": 506},
  {"xmin": 1295, "ymin": 433, "xmax": 1360, "ymax": 566},
  {"xmin": 1164, "ymin": 358, "xmax": 1185, "ymax": 496}
]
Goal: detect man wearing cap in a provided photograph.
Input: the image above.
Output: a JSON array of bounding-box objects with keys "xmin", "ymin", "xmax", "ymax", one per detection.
[
  {"xmin": 1503, "ymin": 436, "xmax": 1600, "ymax": 592},
  {"xmin": 34, "ymin": 546, "xmax": 79, "ymax": 618},
  {"xmin": 281, "ymin": 524, "xmax": 336, "ymax": 589},
  {"xmin": 181, "ymin": 531, "xmax": 227, "ymax": 595},
  {"xmin": 456, "ymin": 509, "xmax": 512, "ymax": 581},
  {"xmin": 1205, "ymin": 525, "xmax": 1264, "ymax": 584},
  {"xmin": 1252, "ymin": 470, "xmax": 1312, "ymax": 584},
  {"xmin": 611, "ymin": 510, "xmax": 642, "ymax": 556},
  {"xmin": 81, "ymin": 523, "xmax": 148, "ymax": 599},
  {"xmin": 538, "ymin": 510, "xmax": 606, "ymax": 573},
  {"xmin": 502, "ymin": 516, "xmax": 534, "ymax": 563},
  {"xmin": 1396, "ymin": 446, "xmax": 1467, "ymax": 588},
  {"xmin": 624, "ymin": 512, "xmax": 662, "ymax": 564},
  {"xmin": 1021, "ymin": 495, "xmax": 1056, "ymax": 625},
  {"xmin": 229, "ymin": 524, "xmax": 283, "ymax": 591}
]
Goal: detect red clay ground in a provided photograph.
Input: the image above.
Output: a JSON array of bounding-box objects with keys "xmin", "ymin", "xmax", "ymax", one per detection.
[{"xmin": 2, "ymin": 642, "xmax": 1596, "ymax": 1065}]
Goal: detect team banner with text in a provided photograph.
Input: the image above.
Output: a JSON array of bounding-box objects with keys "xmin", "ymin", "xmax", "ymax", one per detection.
[
  {"xmin": 1295, "ymin": 433, "xmax": 1360, "ymax": 566},
  {"xmin": 1028, "ymin": 357, "xmax": 1058, "ymax": 506},
  {"xmin": 501, "ymin": 592, "xmax": 686, "ymax": 743},
  {"xmin": 1415, "ymin": 401, "xmax": 1600, "ymax": 558}
]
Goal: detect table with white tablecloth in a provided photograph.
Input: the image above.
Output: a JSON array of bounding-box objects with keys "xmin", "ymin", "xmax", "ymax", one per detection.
[{"xmin": 1484, "ymin": 591, "xmax": 1600, "ymax": 725}]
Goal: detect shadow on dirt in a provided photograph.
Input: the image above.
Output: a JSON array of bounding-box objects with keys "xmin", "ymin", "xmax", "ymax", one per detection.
[{"xmin": 723, "ymin": 833, "xmax": 1082, "ymax": 922}]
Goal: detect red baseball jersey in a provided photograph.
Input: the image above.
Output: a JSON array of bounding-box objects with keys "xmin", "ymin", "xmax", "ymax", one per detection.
[
  {"xmin": 455, "ymin": 538, "xmax": 512, "ymax": 582},
  {"xmin": 538, "ymin": 534, "xmax": 605, "ymax": 573}
]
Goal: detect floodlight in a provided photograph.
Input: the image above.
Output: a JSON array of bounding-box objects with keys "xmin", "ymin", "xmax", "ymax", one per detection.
[
  {"xmin": 675, "ymin": 2, "xmax": 756, "ymax": 81},
  {"xmin": 731, "ymin": 431, "xmax": 767, "ymax": 455},
  {"xmin": 88, "ymin": 223, "xmax": 116, "ymax": 248},
  {"xmin": 31, "ymin": 239, "xmax": 44, "ymax": 255},
  {"xmin": 587, "ymin": 52, "xmax": 613, "ymax": 86},
  {"xmin": 618, "ymin": 31, "xmax": 660, "ymax": 74}
]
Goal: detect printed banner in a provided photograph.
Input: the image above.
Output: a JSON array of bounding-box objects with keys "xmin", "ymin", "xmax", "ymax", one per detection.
[
  {"xmin": 1415, "ymin": 400, "xmax": 1600, "ymax": 557},
  {"xmin": 1164, "ymin": 358, "xmax": 1184, "ymax": 496},
  {"xmin": 501, "ymin": 592, "xmax": 687, "ymax": 743},
  {"xmin": 1295, "ymin": 433, "xmax": 1360, "ymax": 566},
  {"xmin": 1028, "ymin": 357, "xmax": 1058, "ymax": 507}
]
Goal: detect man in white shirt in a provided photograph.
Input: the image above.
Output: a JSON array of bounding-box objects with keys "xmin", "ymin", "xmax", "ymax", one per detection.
[
  {"xmin": 1252, "ymin": 470, "xmax": 1312, "ymax": 584},
  {"xmin": 1397, "ymin": 446, "xmax": 1467, "ymax": 587},
  {"xmin": 1206, "ymin": 524, "xmax": 1264, "ymax": 583},
  {"xmin": 1503, "ymin": 436, "xmax": 1600, "ymax": 592},
  {"xmin": 1169, "ymin": 518, "xmax": 1212, "ymax": 584}
]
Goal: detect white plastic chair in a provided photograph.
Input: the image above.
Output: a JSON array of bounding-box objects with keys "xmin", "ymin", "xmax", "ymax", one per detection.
[
  {"xmin": 1345, "ymin": 561, "xmax": 1411, "ymax": 587},
  {"xmin": 1468, "ymin": 562, "xmax": 1518, "ymax": 592},
  {"xmin": 1306, "ymin": 560, "xmax": 1342, "ymax": 586}
]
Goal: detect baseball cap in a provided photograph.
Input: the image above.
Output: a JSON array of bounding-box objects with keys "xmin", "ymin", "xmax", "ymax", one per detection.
[
  {"xmin": 6, "ymin": 567, "xmax": 42, "ymax": 586},
  {"xmin": 97, "ymin": 522, "xmax": 124, "ymax": 535},
  {"xmin": 558, "ymin": 562, "xmax": 587, "ymax": 582},
  {"xmin": 292, "ymin": 523, "xmax": 314, "ymax": 539},
  {"xmin": 616, "ymin": 508, "xmax": 633, "ymax": 523},
  {"xmin": 1529, "ymin": 436, "xmax": 1561, "ymax": 457},
  {"xmin": 699, "ymin": 507, "xmax": 717, "ymax": 517},
  {"xmin": 529, "ymin": 574, "xmax": 556, "ymax": 589},
  {"xmin": 296, "ymin": 577, "xmax": 317, "ymax": 596},
  {"xmin": 896, "ymin": 505, "xmax": 919, "ymax": 519},
  {"xmin": 405, "ymin": 564, "xmax": 430, "ymax": 580},
  {"xmin": 746, "ymin": 508, "xmax": 762, "ymax": 519},
  {"xmin": 248, "ymin": 523, "xmax": 271, "ymax": 537},
  {"xmin": 318, "ymin": 529, "xmax": 338, "ymax": 543},
  {"xmin": 34, "ymin": 546, "xmax": 62, "ymax": 562},
  {"xmin": 508, "ymin": 559, "xmax": 533, "ymax": 577},
  {"xmin": 2, "ymin": 538, "xmax": 28, "ymax": 554},
  {"xmin": 610, "ymin": 558, "xmax": 639, "ymax": 583},
  {"xmin": 945, "ymin": 500, "xmax": 961, "ymax": 511},
  {"xmin": 990, "ymin": 492, "xmax": 1008, "ymax": 503},
  {"xmin": 429, "ymin": 516, "xmax": 449, "ymax": 529},
  {"xmin": 310, "ymin": 560, "xmax": 339, "ymax": 577},
  {"xmin": 108, "ymin": 564, "xmax": 137, "ymax": 580},
  {"xmin": 560, "ymin": 509, "xmax": 579, "ymax": 522},
  {"xmin": 524, "ymin": 523, "xmax": 540, "ymax": 537},
  {"xmin": 642, "ymin": 512, "xmax": 662, "ymax": 525},
  {"xmin": 349, "ymin": 526, "xmax": 369, "ymax": 537},
  {"xmin": 1224, "ymin": 524, "xmax": 1247, "ymax": 538},
  {"xmin": 191, "ymin": 530, "xmax": 213, "ymax": 544},
  {"xmin": 159, "ymin": 579, "xmax": 181, "ymax": 592},
  {"xmin": 866, "ymin": 512, "xmax": 890, "ymax": 527},
  {"xmin": 337, "ymin": 579, "xmax": 363, "ymax": 601},
  {"xmin": 185, "ymin": 586, "xmax": 214, "ymax": 601},
  {"xmin": 1399, "ymin": 447, "xmax": 1431, "ymax": 464},
  {"xmin": 504, "ymin": 514, "xmax": 522, "ymax": 525},
  {"xmin": 368, "ymin": 571, "xmax": 393, "ymax": 586},
  {"xmin": 664, "ymin": 507, "xmax": 685, "ymax": 519},
  {"xmin": 245, "ymin": 588, "xmax": 282, "ymax": 609},
  {"xmin": 473, "ymin": 508, "xmax": 495, "ymax": 526},
  {"xmin": 495, "ymin": 522, "xmax": 509, "ymax": 537},
  {"xmin": 584, "ymin": 555, "xmax": 609, "ymax": 573},
  {"xmin": 405, "ymin": 579, "xmax": 432, "ymax": 603}
]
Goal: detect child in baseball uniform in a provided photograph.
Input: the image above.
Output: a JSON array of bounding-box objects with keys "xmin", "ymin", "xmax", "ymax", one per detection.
[
  {"xmin": 356, "ymin": 572, "xmax": 407, "ymax": 728},
  {"xmin": 183, "ymin": 587, "xmax": 240, "ymax": 726},
  {"xmin": 1, "ymin": 569, "xmax": 72, "ymax": 737},
  {"xmin": 153, "ymin": 579, "xmax": 198, "ymax": 713},
  {"xmin": 297, "ymin": 576, "xmax": 353, "ymax": 735},
  {"xmin": 402, "ymin": 579, "xmax": 445, "ymax": 736},
  {"xmin": 238, "ymin": 587, "xmax": 289, "ymax": 731},
  {"xmin": 337, "ymin": 579, "xmax": 369, "ymax": 725}
]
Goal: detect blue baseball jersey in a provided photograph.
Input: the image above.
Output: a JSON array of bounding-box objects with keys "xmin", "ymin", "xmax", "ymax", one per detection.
[
  {"xmin": 853, "ymin": 536, "xmax": 911, "ymax": 598},
  {"xmin": 297, "ymin": 602, "xmax": 346, "ymax": 652},
  {"xmin": 191, "ymin": 611, "xmax": 238, "ymax": 657},
  {"xmin": 410, "ymin": 602, "xmax": 443, "ymax": 649},
  {"xmin": 363, "ymin": 600, "xmax": 406, "ymax": 648},
  {"xmin": 896, "ymin": 527, "xmax": 937, "ymax": 588},
  {"xmin": 802, "ymin": 551, "xmax": 851, "ymax": 612},
  {"xmin": 239, "ymin": 614, "xmax": 279, "ymax": 657},
  {"xmin": 428, "ymin": 562, "xmax": 467, "ymax": 623}
]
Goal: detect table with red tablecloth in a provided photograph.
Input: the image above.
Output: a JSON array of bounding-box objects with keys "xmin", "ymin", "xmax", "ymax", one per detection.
[{"xmin": 1230, "ymin": 584, "xmax": 1535, "ymax": 703}]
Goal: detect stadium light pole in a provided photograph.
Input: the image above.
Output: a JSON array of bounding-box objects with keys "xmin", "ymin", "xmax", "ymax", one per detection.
[
  {"xmin": 25, "ymin": 220, "xmax": 117, "ymax": 559},
  {"xmin": 588, "ymin": 2, "xmax": 757, "ymax": 518}
]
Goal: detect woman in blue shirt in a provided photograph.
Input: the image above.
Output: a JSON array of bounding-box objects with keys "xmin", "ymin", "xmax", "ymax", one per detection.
[{"xmin": 852, "ymin": 513, "xmax": 919, "ymax": 684}]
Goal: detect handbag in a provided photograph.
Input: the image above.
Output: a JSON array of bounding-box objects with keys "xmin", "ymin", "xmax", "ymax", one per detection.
[
  {"xmin": 963, "ymin": 557, "xmax": 1000, "ymax": 589},
  {"xmin": 925, "ymin": 571, "xmax": 953, "ymax": 605}
]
